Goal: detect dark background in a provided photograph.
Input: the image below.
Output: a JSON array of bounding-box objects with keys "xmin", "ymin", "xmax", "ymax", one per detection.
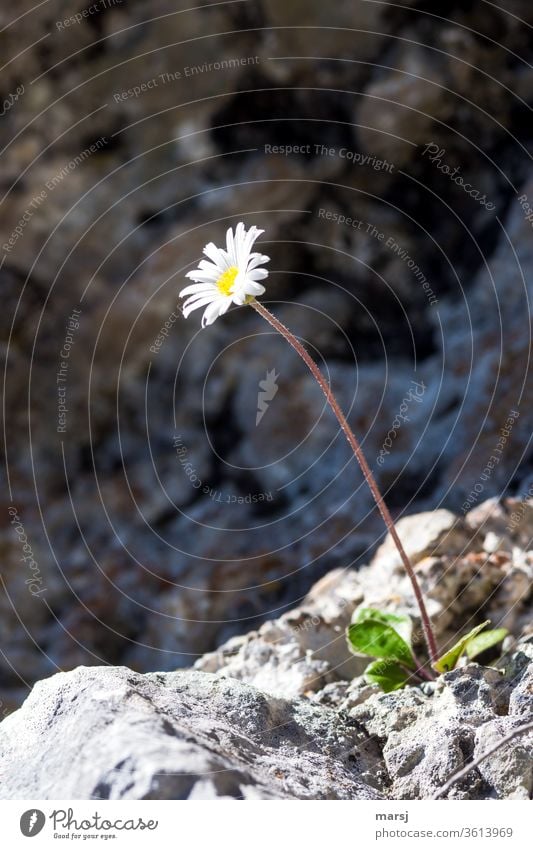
[{"xmin": 1, "ymin": 0, "xmax": 532, "ymax": 711}]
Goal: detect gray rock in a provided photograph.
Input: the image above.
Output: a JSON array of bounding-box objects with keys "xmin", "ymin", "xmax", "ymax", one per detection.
[
  {"xmin": 2, "ymin": 495, "xmax": 532, "ymax": 801},
  {"xmin": 371, "ymin": 509, "xmax": 476, "ymax": 568},
  {"xmin": 349, "ymin": 664, "xmax": 533, "ymax": 799},
  {"xmin": 3, "ymin": 655, "xmax": 531, "ymax": 800},
  {"xmin": 0, "ymin": 666, "xmax": 383, "ymax": 801},
  {"xmin": 196, "ymin": 502, "xmax": 532, "ymax": 697},
  {"xmin": 474, "ymin": 719, "xmax": 533, "ymax": 800},
  {"xmin": 508, "ymin": 661, "xmax": 533, "ymax": 718}
]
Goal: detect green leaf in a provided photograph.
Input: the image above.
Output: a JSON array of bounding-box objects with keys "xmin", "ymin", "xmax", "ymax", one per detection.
[
  {"xmin": 347, "ymin": 619, "xmax": 416, "ymax": 668},
  {"xmin": 432, "ymin": 621, "xmax": 491, "ymax": 673},
  {"xmin": 353, "ymin": 607, "xmax": 413, "ymax": 645},
  {"xmin": 465, "ymin": 628, "xmax": 508, "ymax": 660},
  {"xmin": 364, "ymin": 659, "xmax": 411, "ymax": 693}
]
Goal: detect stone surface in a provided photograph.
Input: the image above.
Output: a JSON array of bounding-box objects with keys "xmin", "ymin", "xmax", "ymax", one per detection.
[
  {"xmin": 1, "ymin": 645, "xmax": 531, "ymax": 800},
  {"xmin": 0, "ymin": 666, "xmax": 383, "ymax": 801},
  {"xmin": 196, "ymin": 500, "xmax": 533, "ymax": 695},
  {"xmin": 370, "ymin": 508, "xmax": 476, "ymax": 567},
  {"xmin": 1, "ymin": 494, "xmax": 532, "ymax": 800},
  {"xmin": 349, "ymin": 662, "xmax": 533, "ymax": 799}
]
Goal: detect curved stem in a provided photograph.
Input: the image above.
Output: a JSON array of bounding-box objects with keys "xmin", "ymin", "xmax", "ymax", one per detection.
[
  {"xmin": 250, "ymin": 299, "xmax": 439, "ymax": 666},
  {"xmin": 412, "ymin": 662, "xmax": 434, "ymax": 683}
]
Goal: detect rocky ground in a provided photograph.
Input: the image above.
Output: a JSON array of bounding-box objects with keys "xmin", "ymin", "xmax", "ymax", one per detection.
[{"xmin": 1, "ymin": 499, "xmax": 531, "ymax": 800}]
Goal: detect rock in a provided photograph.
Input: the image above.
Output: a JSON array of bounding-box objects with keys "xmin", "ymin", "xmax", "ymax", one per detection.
[
  {"xmin": 357, "ymin": 45, "xmax": 455, "ymax": 166},
  {"xmin": 2, "ymin": 654, "xmax": 531, "ymax": 800},
  {"xmin": 197, "ymin": 501, "xmax": 532, "ymax": 695},
  {"xmin": 474, "ymin": 719, "xmax": 533, "ymax": 800},
  {"xmin": 508, "ymin": 661, "xmax": 533, "ymax": 718},
  {"xmin": 0, "ymin": 666, "xmax": 383, "ymax": 800},
  {"xmin": 196, "ymin": 566, "xmax": 365, "ymax": 693},
  {"xmin": 349, "ymin": 664, "xmax": 533, "ymax": 799},
  {"xmin": 1, "ymin": 496, "xmax": 532, "ymax": 800},
  {"xmin": 371, "ymin": 509, "xmax": 476, "ymax": 568},
  {"xmin": 262, "ymin": 0, "xmax": 387, "ymax": 75},
  {"xmin": 195, "ymin": 607, "xmax": 356, "ymax": 699}
]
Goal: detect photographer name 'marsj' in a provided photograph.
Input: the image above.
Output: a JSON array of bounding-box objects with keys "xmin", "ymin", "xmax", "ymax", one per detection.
[{"xmin": 50, "ymin": 808, "xmax": 158, "ymax": 834}]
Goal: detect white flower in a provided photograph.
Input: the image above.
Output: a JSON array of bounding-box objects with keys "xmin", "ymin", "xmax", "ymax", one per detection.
[{"xmin": 179, "ymin": 222, "xmax": 270, "ymax": 327}]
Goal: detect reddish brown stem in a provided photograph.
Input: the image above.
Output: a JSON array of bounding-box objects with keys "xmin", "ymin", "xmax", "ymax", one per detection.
[{"xmin": 250, "ymin": 299, "xmax": 439, "ymax": 666}]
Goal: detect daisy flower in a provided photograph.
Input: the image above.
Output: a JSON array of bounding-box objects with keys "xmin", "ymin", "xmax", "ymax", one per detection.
[
  {"xmin": 179, "ymin": 222, "xmax": 270, "ymax": 327},
  {"xmin": 176, "ymin": 223, "xmax": 440, "ymax": 670}
]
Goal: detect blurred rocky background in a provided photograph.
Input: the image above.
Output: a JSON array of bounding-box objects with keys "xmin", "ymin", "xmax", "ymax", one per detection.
[{"xmin": 1, "ymin": 0, "xmax": 533, "ymax": 712}]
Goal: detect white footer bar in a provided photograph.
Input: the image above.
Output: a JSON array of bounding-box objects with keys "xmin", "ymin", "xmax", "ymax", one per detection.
[{"xmin": 1, "ymin": 799, "xmax": 530, "ymax": 848}]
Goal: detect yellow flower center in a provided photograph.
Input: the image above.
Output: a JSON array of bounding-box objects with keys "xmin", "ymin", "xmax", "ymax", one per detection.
[{"xmin": 216, "ymin": 266, "xmax": 239, "ymax": 296}]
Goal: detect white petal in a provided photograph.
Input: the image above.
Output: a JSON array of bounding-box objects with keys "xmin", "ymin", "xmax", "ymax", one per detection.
[
  {"xmin": 235, "ymin": 222, "xmax": 246, "ymax": 245},
  {"xmin": 203, "ymin": 242, "xmax": 228, "ymax": 269},
  {"xmin": 182, "ymin": 284, "xmax": 217, "ymax": 302},
  {"xmin": 232, "ymin": 280, "xmax": 263, "ymax": 303},
  {"xmin": 183, "ymin": 293, "xmax": 218, "ymax": 317},
  {"xmin": 179, "ymin": 282, "xmax": 216, "ymax": 298},
  {"xmin": 247, "ymin": 253, "xmax": 270, "ymax": 270},
  {"xmin": 198, "ymin": 259, "xmax": 221, "ymax": 275},
  {"xmin": 185, "ymin": 270, "xmax": 221, "ymax": 285},
  {"xmin": 248, "ymin": 268, "xmax": 268, "ymax": 281},
  {"xmin": 245, "ymin": 226, "xmax": 264, "ymax": 255},
  {"xmin": 234, "ymin": 222, "xmax": 248, "ymax": 265},
  {"xmin": 202, "ymin": 299, "xmax": 225, "ymax": 327},
  {"xmin": 226, "ymin": 227, "xmax": 237, "ymax": 265},
  {"xmin": 217, "ymin": 298, "xmax": 232, "ymax": 317},
  {"xmin": 183, "ymin": 291, "xmax": 216, "ymax": 310},
  {"xmin": 243, "ymin": 280, "xmax": 266, "ymax": 296}
]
